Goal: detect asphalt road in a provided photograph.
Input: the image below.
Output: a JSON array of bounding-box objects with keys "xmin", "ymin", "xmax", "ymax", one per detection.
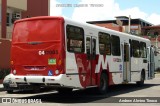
[{"xmin": 0, "ymin": 74, "xmax": 160, "ymax": 106}]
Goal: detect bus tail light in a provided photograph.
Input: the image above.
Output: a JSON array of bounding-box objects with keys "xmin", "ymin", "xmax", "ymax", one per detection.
[
  {"xmin": 56, "ymin": 59, "xmax": 65, "ymax": 74},
  {"xmin": 13, "ymin": 70, "xmax": 17, "ymax": 75},
  {"xmin": 10, "ymin": 61, "xmax": 14, "ymax": 65},
  {"xmin": 55, "ymin": 70, "xmax": 59, "ymax": 75}
]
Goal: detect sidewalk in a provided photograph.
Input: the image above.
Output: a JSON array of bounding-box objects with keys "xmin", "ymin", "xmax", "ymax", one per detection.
[{"xmin": 0, "ymin": 84, "xmax": 4, "ymax": 91}]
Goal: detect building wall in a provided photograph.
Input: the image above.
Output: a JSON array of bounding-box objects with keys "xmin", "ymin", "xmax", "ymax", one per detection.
[
  {"xmin": 0, "ymin": 6, "xmax": 21, "ymax": 39},
  {"xmin": 94, "ymin": 23, "xmax": 123, "ymax": 32},
  {"xmin": 22, "ymin": 0, "xmax": 49, "ymax": 18},
  {"xmin": 0, "ymin": 0, "xmax": 50, "ymax": 83},
  {"xmin": 0, "ymin": 39, "xmax": 11, "ymax": 83},
  {"xmin": 0, "ymin": 39, "xmax": 11, "ymax": 69},
  {"xmin": 0, "ymin": 0, "xmax": 27, "ymax": 11},
  {"xmin": 0, "ymin": 25, "xmax": 13, "ymax": 39}
]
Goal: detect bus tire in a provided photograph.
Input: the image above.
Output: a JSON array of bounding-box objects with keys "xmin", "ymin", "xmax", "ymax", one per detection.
[
  {"xmin": 136, "ymin": 71, "xmax": 145, "ymax": 86},
  {"xmin": 57, "ymin": 88, "xmax": 73, "ymax": 94},
  {"xmin": 98, "ymin": 73, "xmax": 108, "ymax": 94}
]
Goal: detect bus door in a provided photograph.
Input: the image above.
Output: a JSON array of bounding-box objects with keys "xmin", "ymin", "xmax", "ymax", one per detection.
[
  {"xmin": 86, "ymin": 36, "xmax": 97, "ymax": 86},
  {"xmin": 123, "ymin": 43, "xmax": 131, "ymax": 82},
  {"xmin": 147, "ymin": 47, "xmax": 155, "ymax": 79}
]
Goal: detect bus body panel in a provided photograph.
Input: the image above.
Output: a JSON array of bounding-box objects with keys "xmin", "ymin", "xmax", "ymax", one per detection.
[
  {"xmin": 11, "ymin": 17, "xmax": 65, "ymax": 76},
  {"xmin": 5, "ymin": 16, "xmax": 153, "ymax": 92}
]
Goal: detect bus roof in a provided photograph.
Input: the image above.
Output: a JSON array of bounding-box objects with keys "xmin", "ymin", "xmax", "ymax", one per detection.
[
  {"xmin": 14, "ymin": 16, "xmax": 150, "ymax": 43},
  {"xmin": 64, "ymin": 17, "xmax": 150, "ymax": 42},
  {"xmin": 14, "ymin": 16, "xmax": 64, "ymax": 24}
]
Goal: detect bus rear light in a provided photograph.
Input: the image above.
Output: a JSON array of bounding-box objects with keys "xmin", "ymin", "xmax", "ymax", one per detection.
[
  {"xmin": 11, "ymin": 61, "xmax": 14, "ymax": 65},
  {"xmin": 55, "ymin": 70, "xmax": 59, "ymax": 75},
  {"xmin": 58, "ymin": 60, "xmax": 62, "ymax": 65},
  {"xmin": 13, "ymin": 70, "xmax": 17, "ymax": 75}
]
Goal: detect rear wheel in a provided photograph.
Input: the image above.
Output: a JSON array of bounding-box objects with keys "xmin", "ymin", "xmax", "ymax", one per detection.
[
  {"xmin": 98, "ymin": 73, "xmax": 108, "ymax": 94},
  {"xmin": 136, "ymin": 71, "xmax": 145, "ymax": 86}
]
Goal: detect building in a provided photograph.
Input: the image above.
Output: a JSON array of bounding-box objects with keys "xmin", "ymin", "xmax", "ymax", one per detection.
[
  {"xmin": 0, "ymin": 0, "xmax": 50, "ymax": 83},
  {"xmin": 87, "ymin": 18, "xmax": 153, "ymax": 36},
  {"xmin": 0, "ymin": 0, "xmax": 50, "ymax": 39},
  {"xmin": 21, "ymin": 0, "xmax": 50, "ymax": 19},
  {"xmin": 0, "ymin": 0, "xmax": 27, "ymax": 39},
  {"xmin": 142, "ymin": 25, "xmax": 160, "ymax": 47},
  {"xmin": 142, "ymin": 25, "xmax": 160, "ymax": 70},
  {"xmin": 88, "ymin": 18, "xmax": 160, "ymax": 71}
]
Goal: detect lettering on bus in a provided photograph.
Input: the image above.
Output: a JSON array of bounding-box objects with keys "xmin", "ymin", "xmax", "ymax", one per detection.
[
  {"xmin": 95, "ymin": 55, "xmax": 108, "ymax": 73},
  {"xmin": 38, "ymin": 50, "xmax": 58, "ymax": 55},
  {"xmin": 113, "ymin": 58, "xmax": 122, "ymax": 62}
]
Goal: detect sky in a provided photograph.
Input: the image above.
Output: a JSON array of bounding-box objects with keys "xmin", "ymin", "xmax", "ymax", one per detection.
[{"xmin": 50, "ymin": 0, "xmax": 160, "ymax": 25}]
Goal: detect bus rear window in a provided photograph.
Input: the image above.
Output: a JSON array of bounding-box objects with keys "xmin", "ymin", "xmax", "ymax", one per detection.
[{"xmin": 12, "ymin": 19, "xmax": 62, "ymax": 43}]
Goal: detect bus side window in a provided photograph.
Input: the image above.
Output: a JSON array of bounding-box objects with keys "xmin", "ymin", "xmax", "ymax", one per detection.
[
  {"xmin": 86, "ymin": 37, "xmax": 91, "ymax": 59},
  {"xmin": 111, "ymin": 35, "xmax": 121, "ymax": 56},
  {"xmin": 66, "ymin": 25, "xmax": 84, "ymax": 53},
  {"xmin": 92, "ymin": 38, "xmax": 96, "ymax": 59},
  {"xmin": 98, "ymin": 32, "xmax": 111, "ymax": 55},
  {"xmin": 129, "ymin": 39, "xmax": 132, "ymax": 57},
  {"xmin": 132, "ymin": 40, "xmax": 140, "ymax": 57},
  {"xmin": 140, "ymin": 42, "xmax": 147, "ymax": 58}
]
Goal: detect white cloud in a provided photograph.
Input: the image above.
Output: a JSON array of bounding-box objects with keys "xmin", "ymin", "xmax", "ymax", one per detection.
[
  {"xmin": 50, "ymin": 0, "xmax": 160, "ymax": 25},
  {"xmin": 147, "ymin": 13, "xmax": 160, "ymax": 25},
  {"xmin": 50, "ymin": 0, "xmax": 63, "ymax": 16},
  {"xmin": 72, "ymin": 0, "xmax": 118, "ymax": 22},
  {"xmin": 71, "ymin": 0, "xmax": 160, "ymax": 25},
  {"xmin": 116, "ymin": 7, "xmax": 148, "ymax": 19}
]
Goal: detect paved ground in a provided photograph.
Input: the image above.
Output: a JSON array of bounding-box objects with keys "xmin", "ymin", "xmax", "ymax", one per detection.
[{"xmin": 0, "ymin": 74, "xmax": 160, "ymax": 106}]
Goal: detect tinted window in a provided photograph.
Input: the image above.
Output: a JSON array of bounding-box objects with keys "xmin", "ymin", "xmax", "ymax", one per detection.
[
  {"xmin": 99, "ymin": 32, "xmax": 111, "ymax": 55},
  {"xmin": 111, "ymin": 35, "xmax": 121, "ymax": 56},
  {"xmin": 132, "ymin": 40, "xmax": 140, "ymax": 57},
  {"xmin": 140, "ymin": 42, "xmax": 146, "ymax": 58},
  {"xmin": 129, "ymin": 39, "xmax": 132, "ymax": 57},
  {"xmin": 66, "ymin": 25, "xmax": 84, "ymax": 53}
]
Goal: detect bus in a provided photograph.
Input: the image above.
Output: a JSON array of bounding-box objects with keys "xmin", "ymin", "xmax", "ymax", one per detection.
[{"xmin": 3, "ymin": 16, "xmax": 155, "ymax": 94}]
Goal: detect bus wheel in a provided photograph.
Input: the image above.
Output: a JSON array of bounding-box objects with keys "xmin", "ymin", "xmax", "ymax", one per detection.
[
  {"xmin": 136, "ymin": 72, "xmax": 145, "ymax": 86},
  {"xmin": 98, "ymin": 73, "xmax": 108, "ymax": 94},
  {"xmin": 7, "ymin": 90, "xmax": 13, "ymax": 94},
  {"xmin": 57, "ymin": 88, "xmax": 73, "ymax": 94}
]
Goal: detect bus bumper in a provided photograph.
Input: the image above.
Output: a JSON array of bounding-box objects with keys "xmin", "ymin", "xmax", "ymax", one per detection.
[{"xmin": 3, "ymin": 74, "xmax": 82, "ymax": 91}]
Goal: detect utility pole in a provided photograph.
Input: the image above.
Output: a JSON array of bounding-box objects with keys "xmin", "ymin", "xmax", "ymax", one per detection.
[
  {"xmin": 128, "ymin": 15, "xmax": 131, "ymax": 33},
  {"xmin": 115, "ymin": 15, "xmax": 131, "ymax": 33}
]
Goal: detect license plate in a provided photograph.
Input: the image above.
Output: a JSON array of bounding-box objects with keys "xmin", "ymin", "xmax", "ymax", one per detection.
[{"xmin": 9, "ymin": 83, "xmax": 17, "ymax": 87}]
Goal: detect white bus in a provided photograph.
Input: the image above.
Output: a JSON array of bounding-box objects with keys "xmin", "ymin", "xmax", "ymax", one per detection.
[{"xmin": 3, "ymin": 16, "xmax": 155, "ymax": 94}]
